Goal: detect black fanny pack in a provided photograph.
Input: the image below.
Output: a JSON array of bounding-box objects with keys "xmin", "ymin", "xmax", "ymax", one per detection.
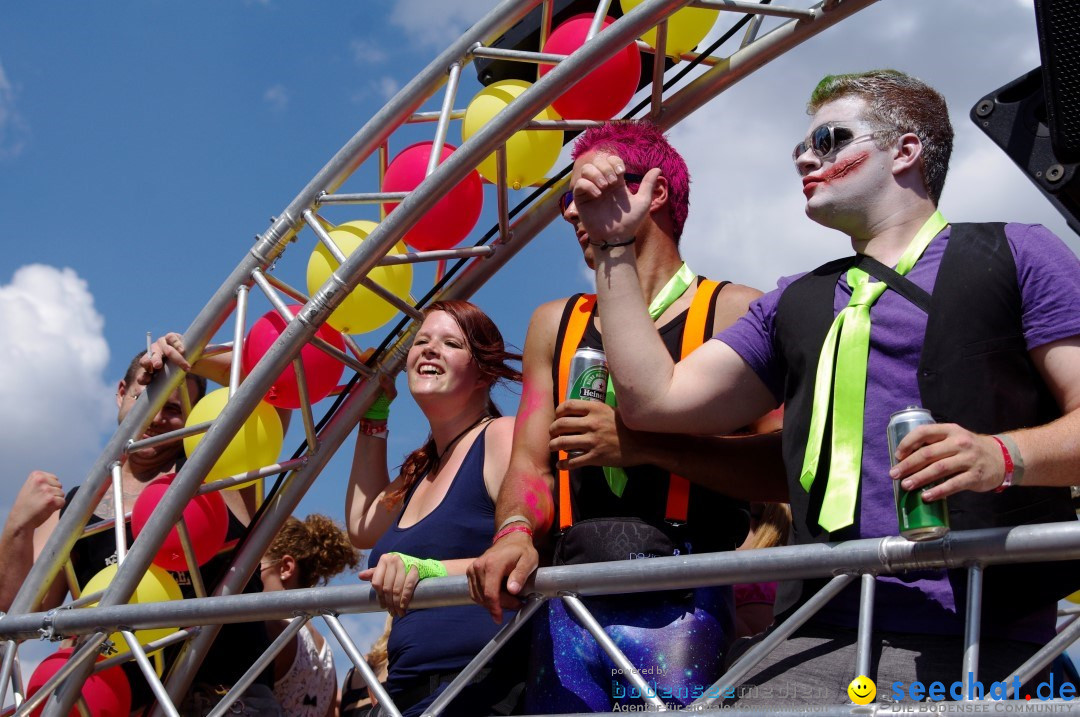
[{"xmin": 553, "ymin": 517, "xmax": 690, "ymax": 566}]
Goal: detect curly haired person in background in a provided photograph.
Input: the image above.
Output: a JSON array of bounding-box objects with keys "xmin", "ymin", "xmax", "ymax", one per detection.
[{"xmin": 261, "ymin": 514, "xmax": 360, "ymax": 717}]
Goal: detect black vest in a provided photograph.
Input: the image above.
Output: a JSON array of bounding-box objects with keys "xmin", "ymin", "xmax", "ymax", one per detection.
[{"xmin": 774, "ymin": 223, "xmax": 1077, "ymax": 624}]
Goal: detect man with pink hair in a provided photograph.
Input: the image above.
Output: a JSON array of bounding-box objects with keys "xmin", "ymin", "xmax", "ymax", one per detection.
[{"xmin": 468, "ymin": 120, "xmax": 782, "ymax": 712}]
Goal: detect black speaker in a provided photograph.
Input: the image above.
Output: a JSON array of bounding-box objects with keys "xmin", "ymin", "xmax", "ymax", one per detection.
[
  {"xmin": 972, "ymin": 68, "xmax": 1080, "ymax": 236},
  {"xmin": 1035, "ymin": 0, "xmax": 1080, "ymax": 162}
]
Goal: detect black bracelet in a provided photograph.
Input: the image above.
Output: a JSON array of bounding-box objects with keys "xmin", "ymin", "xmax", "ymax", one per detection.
[{"xmin": 589, "ymin": 237, "xmax": 636, "ymax": 250}]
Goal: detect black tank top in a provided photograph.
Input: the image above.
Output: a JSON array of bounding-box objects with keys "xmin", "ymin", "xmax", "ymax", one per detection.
[
  {"xmin": 568, "ymin": 307, "xmax": 749, "ymax": 553},
  {"xmin": 63, "ymin": 486, "xmax": 273, "ymax": 709}
]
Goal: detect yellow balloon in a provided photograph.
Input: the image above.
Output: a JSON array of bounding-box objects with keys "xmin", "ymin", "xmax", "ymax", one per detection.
[
  {"xmin": 306, "ymin": 220, "xmax": 414, "ymax": 335},
  {"xmin": 182, "ymin": 387, "xmax": 284, "ymax": 485},
  {"xmin": 82, "ymin": 563, "xmax": 183, "ymax": 660},
  {"xmin": 462, "ymin": 79, "xmax": 563, "ymax": 190},
  {"xmin": 620, "ymin": 0, "xmax": 719, "ymax": 57}
]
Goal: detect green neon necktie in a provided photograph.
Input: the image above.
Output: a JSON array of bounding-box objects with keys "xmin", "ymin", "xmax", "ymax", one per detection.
[
  {"xmin": 603, "ymin": 262, "xmax": 696, "ymax": 497},
  {"xmin": 800, "ymin": 211, "xmax": 947, "ymax": 532}
]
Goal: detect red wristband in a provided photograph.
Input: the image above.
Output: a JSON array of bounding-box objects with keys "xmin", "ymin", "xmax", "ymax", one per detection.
[
  {"xmin": 492, "ymin": 524, "xmax": 533, "ymax": 545},
  {"xmin": 991, "ymin": 435, "xmax": 1014, "ymax": 493}
]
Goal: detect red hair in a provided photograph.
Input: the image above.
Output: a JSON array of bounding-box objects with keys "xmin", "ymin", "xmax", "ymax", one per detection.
[
  {"xmin": 383, "ymin": 300, "xmax": 521, "ymax": 508},
  {"xmin": 572, "ymin": 120, "xmax": 691, "ymax": 243}
]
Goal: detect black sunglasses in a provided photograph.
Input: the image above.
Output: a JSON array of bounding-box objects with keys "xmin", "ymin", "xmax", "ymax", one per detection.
[
  {"xmin": 560, "ymin": 172, "xmax": 646, "ymax": 212},
  {"xmin": 792, "ymin": 123, "xmax": 886, "ymax": 171}
]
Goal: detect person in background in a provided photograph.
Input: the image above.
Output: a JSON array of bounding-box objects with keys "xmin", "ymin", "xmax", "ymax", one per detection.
[
  {"xmin": 0, "ymin": 342, "xmax": 279, "ymax": 715},
  {"xmin": 339, "ymin": 616, "xmax": 392, "ymax": 717},
  {"xmin": 734, "ymin": 502, "xmax": 792, "ymax": 638},
  {"xmin": 261, "ymin": 514, "xmax": 360, "ymax": 717}
]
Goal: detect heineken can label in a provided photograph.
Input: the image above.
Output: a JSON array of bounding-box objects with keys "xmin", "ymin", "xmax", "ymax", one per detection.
[
  {"xmin": 888, "ymin": 406, "xmax": 949, "ymax": 541},
  {"xmin": 567, "ymin": 347, "xmax": 609, "ymax": 403}
]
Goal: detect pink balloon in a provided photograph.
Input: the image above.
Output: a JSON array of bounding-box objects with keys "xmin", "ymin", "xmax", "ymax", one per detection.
[
  {"xmin": 26, "ymin": 647, "xmax": 132, "ymax": 717},
  {"xmin": 242, "ymin": 304, "xmax": 346, "ymax": 409},
  {"xmin": 382, "ymin": 142, "xmax": 484, "ymax": 251},
  {"xmin": 131, "ymin": 474, "xmax": 228, "ymax": 572},
  {"xmin": 540, "ymin": 14, "xmax": 641, "ymax": 121}
]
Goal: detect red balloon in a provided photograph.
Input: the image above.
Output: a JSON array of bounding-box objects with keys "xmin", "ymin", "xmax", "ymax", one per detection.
[
  {"xmin": 26, "ymin": 647, "xmax": 132, "ymax": 717},
  {"xmin": 540, "ymin": 14, "xmax": 642, "ymax": 121},
  {"xmin": 131, "ymin": 474, "xmax": 229, "ymax": 572},
  {"xmin": 381, "ymin": 141, "xmax": 484, "ymax": 251},
  {"xmin": 242, "ymin": 304, "xmax": 346, "ymax": 409}
]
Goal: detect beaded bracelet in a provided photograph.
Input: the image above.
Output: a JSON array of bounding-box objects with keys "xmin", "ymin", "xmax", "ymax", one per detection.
[
  {"xmin": 360, "ymin": 419, "xmax": 388, "ymax": 439},
  {"xmin": 492, "ymin": 524, "xmax": 533, "ymax": 545}
]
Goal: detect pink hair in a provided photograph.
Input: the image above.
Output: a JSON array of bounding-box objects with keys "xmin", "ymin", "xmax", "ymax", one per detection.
[{"xmin": 571, "ymin": 120, "xmax": 690, "ymax": 243}]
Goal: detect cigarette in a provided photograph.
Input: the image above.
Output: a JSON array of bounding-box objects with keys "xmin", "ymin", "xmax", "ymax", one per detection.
[{"xmin": 147, "ymin": 331, "xmax": 153, "ymax": 356}]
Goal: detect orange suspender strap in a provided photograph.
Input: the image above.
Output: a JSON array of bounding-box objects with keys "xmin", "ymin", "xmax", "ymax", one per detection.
[
  {"xmin": 556, "ymin": 294, "xmax": 596, "ymax": 529},
  {"xmin": 664, "ymin": 279, "xmax": 722, "ymax": 524}
]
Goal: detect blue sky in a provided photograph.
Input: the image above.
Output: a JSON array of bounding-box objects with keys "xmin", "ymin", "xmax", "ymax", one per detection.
[{"xmin": 2, "ymin": 0, "xmax": 1078, "ymax": 685}]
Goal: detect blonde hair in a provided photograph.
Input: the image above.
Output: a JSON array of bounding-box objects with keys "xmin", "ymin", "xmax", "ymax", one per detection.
[{"xmin": 745, "ymin": 503, "xmax": 792, "ymax": 551}]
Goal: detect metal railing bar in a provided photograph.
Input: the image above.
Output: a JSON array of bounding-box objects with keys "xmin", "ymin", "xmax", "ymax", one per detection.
[
  {"xmin": 420, "ymin": 595, "xmax": 546, "ymax": 717},
  {"xmin": 962, "ymin": 564, "xmax": 984, "ymax": 698},
  {"xmin": 405, "ymin": 110, "xmax": 466, "ymax": 125},
  {"xmin": 693, "ymin": 574, "xmax": 856, "ymax": 709},
  {"xmin": 121, "ymin": 630, "xmax": 179, "ymax": 717},
  {"xmin": 0, "ymin": 642, "xmax": 14, "ymax": 713},
  {"xmin": 229, "ymin": 286, "xmax": 249, "ymax": 398},
  {"xmin": 496, "ymin": 146, "xmax": 511, "ymax": 243},
  {"xmin": 587, "ymin": 0, "xmax": 614, "ymax": 41},
  {"xmin": 1003, "ymin": 606, "xmax": 1080, "ymax": 698},
  {"xmin": 14, "ymin": 521, "xmax": 1080, "ymax": 639},
  {"xmin": 196, "ymin": 459, "xmax": 307, "ymax": 495},
  {"xmin": 95, "ymin": 628, "xmax": 199, "ymax": 672},
  {"xmin": 293, "ymin": 358, "xmax": 320, "ymax": 451},
  {"xmin": 381, "ymin": 245, "xmax": 497, "ymax": 265},
  {"xmin": 740, "ymin": 11, "xmax": 765, "ymax": 48},
  {"xmin": 561, "ymin": 594, "xmax": 668, "ymax": 711},
  {"xmin": 322, "ymin": 614, "xmax": 402, "ymax": 717},
  {"xmin": 251, "ymin": 267, "xmax": 369, "ymax": 376},
  {"xmin": 428, "ymin": 63, "xmax": 462, "ymax": 177},
  {"xmin": 126, "ymin": 421, "xmax": 211, "ymax": 454},
  {"xmin": 358, "ymin": 276, "xmax": 425, "ymax": 321},
  {"xmin": 690, "ymin": 0, "xmax": 814, "ymax": 19},
  {"xmin": 176, "ymin": 520, "xmax": 207, "ymax": 600},
  {"xmin": 317, "ymin": 191, "xmax": 407, "ymax": 206},
  {"xmin": 110, "ymin": 463, "xmax": 127, "ymax": 564},
  {"xmin": 467, "ymin": 45, "xmax": 565, "ymax": 65},
  {"xmin": 650, "ymin": 19, "xmax": 668, "ymax": 118},
  {"xmin": 855, "ymin": 573, "xmax": 875, "ymax": 680},
  {"xmin": 206, "ymin": 616, "xmax": 307, "ymax": 717}
]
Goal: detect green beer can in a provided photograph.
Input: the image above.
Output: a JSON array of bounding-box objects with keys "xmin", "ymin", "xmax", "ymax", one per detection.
[{"xmin": 888, "ymin": 406, "xmax": 950, "ymax": 541}]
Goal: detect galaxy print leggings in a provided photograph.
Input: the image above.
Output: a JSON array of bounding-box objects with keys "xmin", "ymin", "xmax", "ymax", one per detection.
[{"xmin": 523, "ymin": 586, "xmax": 734, "ymax": 713}]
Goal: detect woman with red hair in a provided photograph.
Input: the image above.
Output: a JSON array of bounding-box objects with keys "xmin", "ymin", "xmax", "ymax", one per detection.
[{"xmin": 346, "ymin": 300, "xmax": 524, "ymax": 717}]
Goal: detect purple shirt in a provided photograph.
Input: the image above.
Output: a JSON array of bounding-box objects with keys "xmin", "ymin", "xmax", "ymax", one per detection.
[{"xmin": 717, "ymin": 223, "xmax": 1080, "ymax": 638}]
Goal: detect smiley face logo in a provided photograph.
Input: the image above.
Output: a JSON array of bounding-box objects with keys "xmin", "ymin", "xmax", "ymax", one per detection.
[{"xmin": 848, "ymin": 675, "xmax": 876, "ymax": 705}]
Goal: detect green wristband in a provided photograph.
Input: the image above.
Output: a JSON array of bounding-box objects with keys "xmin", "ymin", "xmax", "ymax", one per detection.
[
  {"xmin": 363, "ymin": 394, "xmax": 393, "ymax": 421},
  {"xmin": 390, "ymin": 552, "xmax": 447, "ymax": 580}
]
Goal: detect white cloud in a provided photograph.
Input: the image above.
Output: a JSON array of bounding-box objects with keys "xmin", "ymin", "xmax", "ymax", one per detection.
[
  {"xmin": 352, "ymin": 76, "xmax": 402, "ymax": 105},
  {"xmin": 0, "ymin": 265, "xmax": 114, "ymax": 512},
  {"xmin": 388, "ymin": 0, "xmax": 493, "ymax": 49},
  {"xmin": 351, "ymin": 38, "xmax": 388, "ymax": 65},
  {"xmin": 263, "ymin": 84, "xmax": 290, "ymax": 112},
  {"xmin": 0, "ymin": 59, "xmax": 30, "ymax": 159}
]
